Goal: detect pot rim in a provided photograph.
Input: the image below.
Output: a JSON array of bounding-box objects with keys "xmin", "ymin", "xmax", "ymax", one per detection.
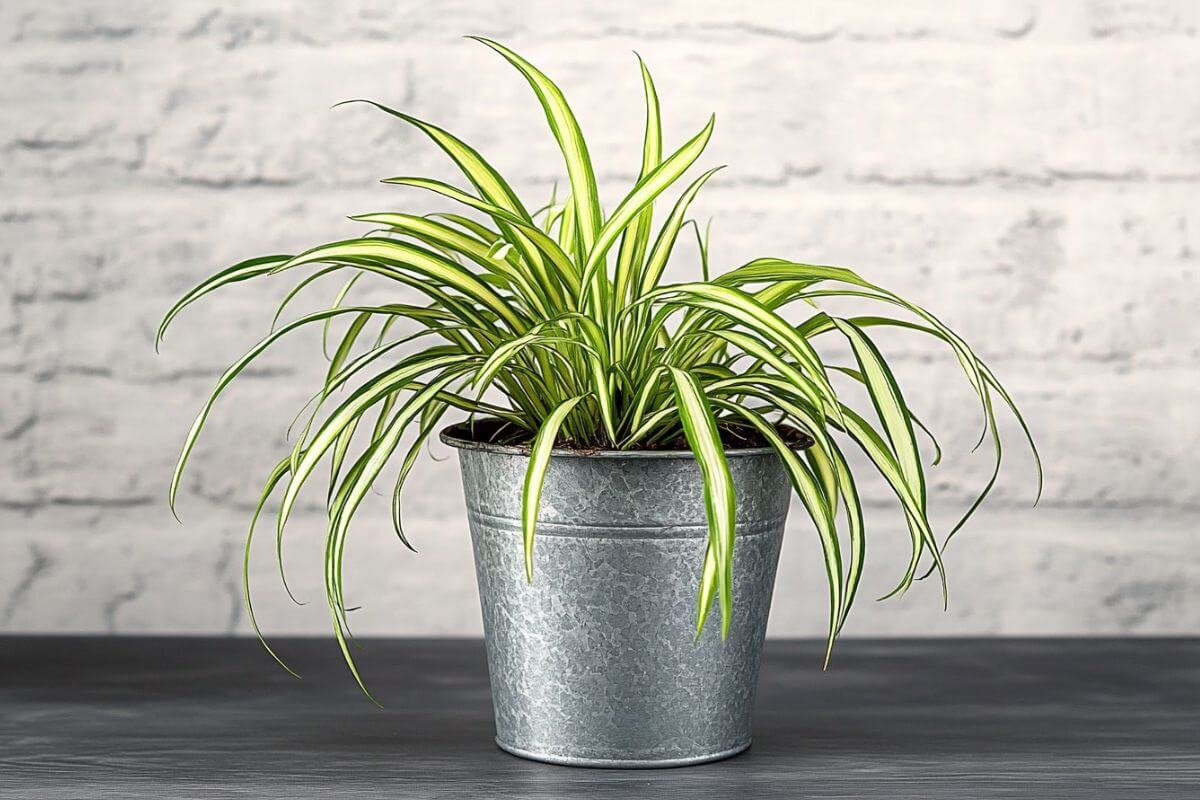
[{"xmin": 438, "ymin": 418, "xmax": 812, "ymax": 460}]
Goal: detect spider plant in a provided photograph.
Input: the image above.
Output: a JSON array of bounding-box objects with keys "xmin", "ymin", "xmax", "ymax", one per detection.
[{"xmin": 160, "ymin": 38, "xmax": 1040, "ymax": 702}]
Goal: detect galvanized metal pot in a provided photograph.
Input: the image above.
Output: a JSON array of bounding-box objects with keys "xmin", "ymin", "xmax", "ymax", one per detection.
[{"xmin": 441, "ymin": 421, "xmax": 793, "ymax": 768}]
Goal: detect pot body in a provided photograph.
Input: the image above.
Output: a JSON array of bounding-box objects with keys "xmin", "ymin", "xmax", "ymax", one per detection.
[{"xmin": 444, "ymin": 425, "xmax": 791, "ymax": 768}]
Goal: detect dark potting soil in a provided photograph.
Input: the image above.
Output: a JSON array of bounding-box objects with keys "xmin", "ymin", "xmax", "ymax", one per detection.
[{"xmin": 450, "ymin": 416, "xmax": 813, "ymax": 453}]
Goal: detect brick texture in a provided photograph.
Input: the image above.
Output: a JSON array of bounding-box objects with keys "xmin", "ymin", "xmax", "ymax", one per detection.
[{"xmin": 2, "ymin": 1, "xmax": 1197, "ymax": 638}]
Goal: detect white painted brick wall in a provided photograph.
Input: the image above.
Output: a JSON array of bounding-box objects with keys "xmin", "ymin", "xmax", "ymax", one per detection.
[{"xmin": 2, "ymin": 1, "xmax": 1197, "ymax": 639}]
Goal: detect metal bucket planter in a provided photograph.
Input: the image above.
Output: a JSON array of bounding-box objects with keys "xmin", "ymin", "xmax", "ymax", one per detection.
[{"xmin": 441, "ymin": 421, "xmax": 794, "ymax": 768}]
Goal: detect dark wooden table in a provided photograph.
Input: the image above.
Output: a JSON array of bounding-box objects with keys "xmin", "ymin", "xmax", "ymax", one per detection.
[{"xmin": 1, "ymin": 637, "xmax": 1196, "ymax": 798}]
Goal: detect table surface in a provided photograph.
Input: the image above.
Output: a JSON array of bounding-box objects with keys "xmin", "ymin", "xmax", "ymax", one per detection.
[{"xmin": 1, "ymin": 637, "xmax": 1197, "ymax": 799}]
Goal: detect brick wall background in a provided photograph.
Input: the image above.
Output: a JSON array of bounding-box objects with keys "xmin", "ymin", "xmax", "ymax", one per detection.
[{"xmin": 2, "ymin": 1, "xmax": 1197, "ymax": 639}]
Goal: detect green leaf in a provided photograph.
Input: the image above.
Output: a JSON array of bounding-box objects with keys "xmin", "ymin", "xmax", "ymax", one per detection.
[
  {"xmin": 612, "ymin": 54, "xmax": 663, "ymax": 311},
  {"xmin": 713, "ymin": 400, "xmax": 841, "ymax": 666},
  {"xmin": 326, "ymin": 372, "xmax": 463, "ymax": 583},
  {"xmin": 158, "ymin": 255, "xmax": 291, "ymax": 348},
  {"xmin": 830, "ymin": 364, "xmax": 943, "ymax": 466},
  {"xmin": 648, "ymin": 282, "xmax": 842, "ymax": 417},
  {"xmin": 337, "ymin": 99, "xmax": 532, "ymax": 220},
  {"xmin": 242, "ymin": 455, "xmax": 301, "ymax": 678},
  {"xmin": 691, "ymin": 218, "xmax": 713, "ymax": 282},
  {"xmin": 813, "ymin": 312, "xmax": 1040, "ymax": 543},
  {"xmin": 832, "ymin": 318, "xmax": 926, "ymax": 509},
  {"xmin": 636, "ymin": 167, "xmax": 722, "ymax": 296},
  {"xmin": 383, "ymin": 177, "xmax": 581, "ymax": 301},
  {"xmin": 326, "ymin": 311, "xmax": 371, "ymax": 386},
  {"xmin": 271, "ymin": 266, "xmax": 338, "ymax": 331},
  {"xmin": 705, "ymin": 328, "xmax": 828, "ymax": 432},
  {"xmin": 825, "ymin": 442, "xmax": 865, "ymax": 633},
  {"xmin": 473, "ymin": 37, "xmax": 602, "ymax": 252},
  {"xmin": 580, "ymin": 116, "xmax": 716, "ymax": 305},
  {"xmin": 668, "ymin": 368, "xmax": 736, "ymax": 638},
  {"xmin": 389, "ymin": 401, "xmax": 450, "ymax": 551},
  {"xmin": 836, "ymin": 405, "xmax": 945, "ymax": 604},
  {"xmin": 352, "ymin": 213, "xmax": 536, "ymax": 297},
  {"xmin": 168, "ymin": 304, "xmax": 433, "ymax": 516},
  {"xmin": 280, "ymin": 237, "xmax": 528, "ymax": 332},
  {"xmin": 275, "ymin": 351, "xmax": 475, "ymax": 538},
  {"xmin": 522, "ymin": 395, "xmax": 588, "ymax": 581},
  {"xmin": 321, "ymin": 273, "xmax": 364, "ymax": 360}
]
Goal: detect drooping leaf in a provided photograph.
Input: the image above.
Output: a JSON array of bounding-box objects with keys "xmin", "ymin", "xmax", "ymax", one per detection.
[
  {"xmin": 668, "ymin": 368, "xmax": 736, "ymax": 638},
  {"xmin": 832, "ymin": 318, "xmax": 926, "ymax": 509},
  {"xmin": 521, "ymin": 395, "xmax": 588, "ymax": 581},
  {"xmin": 713, "ymin": 400, "xmax": 841, "ymax": 666}
]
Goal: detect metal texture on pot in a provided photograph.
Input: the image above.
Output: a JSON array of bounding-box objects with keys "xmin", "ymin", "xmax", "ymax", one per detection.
[{"xmin": 441, "ymin": 422, "xmax": 793, "ymax": 768}]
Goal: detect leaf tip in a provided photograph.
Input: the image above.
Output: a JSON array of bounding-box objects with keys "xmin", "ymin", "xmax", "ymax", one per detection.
[
  {"xmin": 466, "ymin": 35, "xmax": 500, "ymax": 51},
  {"xmin": 167, "ymin": 485, "xmax": 182, "ymax": 523},
  {"xmin": 330, "ymin": 98, "xmax": 375, "ymax": 113}
]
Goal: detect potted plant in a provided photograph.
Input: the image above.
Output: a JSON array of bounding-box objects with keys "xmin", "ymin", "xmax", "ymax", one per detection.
[{"xmin": 160, "ymin": 38, "xmax": 1040, "ymax": 768}]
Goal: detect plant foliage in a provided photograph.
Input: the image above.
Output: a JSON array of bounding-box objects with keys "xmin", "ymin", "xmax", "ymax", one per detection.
[{"xmin": 161, "ymin": 39, "xmax": 1040, "ymax": 702}]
